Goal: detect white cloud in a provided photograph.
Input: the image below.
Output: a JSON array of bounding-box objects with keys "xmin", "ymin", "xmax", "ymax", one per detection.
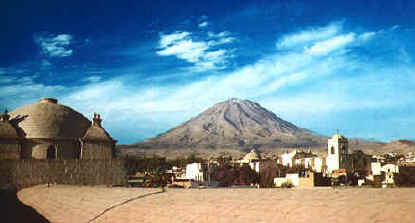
[
  {"xmin": 34, "ymin": 33, "xmax": 73, "ymax": 57},
  {"xmin": 198, "ymin": 21, "xmax": 208, "ymax": 28},
  {"xmin": 157, "ymin": 39, "xmax": 209, "ymax": 63},
  {"xmin": 358, "ymin": 32, "xmax": 376, "ymax": 41},
  {"xmin": 304, "ymin": 33, "xmax": 355, "ymax": 56},
  {"xmin": 208, "ymin": 37, "xmax": 236, "ymax": 46},
  {"xmin": 276, "ymin": 23, "xmax": 341, "ymax": 49},
  {"xmin": 208, "ymin": 31, "xmax": 231, "ymax": 38},
  {"xmin": 157, "ymin": 30, "xmax": 235, "ymax": 71},
  {"xmin": 159, "ymin": 31, "xmax": 190, "ymax": 48},
  {"xmin": 84, "ymin": 75, "xmax": 102, "ymax": 83}
]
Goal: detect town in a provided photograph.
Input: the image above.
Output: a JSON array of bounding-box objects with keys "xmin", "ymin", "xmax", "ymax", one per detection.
[{"xmin": 125, "ymin": 133, "xmax": 415, "ymax": 189}]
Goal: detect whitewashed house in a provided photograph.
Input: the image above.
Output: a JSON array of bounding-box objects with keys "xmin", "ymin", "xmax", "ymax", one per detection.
[
  {"xmin": 312, "ymin": 157, "xmax": 323, "ymax": 173},
  {"xmin": 273, "ymin": 173, "xmax": 299, "ymax": 187},
  {"xmin": 382, "ymin": 164, "xmax": 399, "ymax": 185},
  {"xmin": 369, "ymin": 162, "xmax": 399, "ymax": 185},
  {"xmin": 185, "ymin": 163, "xmax": 208, "ymax": 183},
  {"xmin": 371, "ymin": 162, "xmax": 382, "ymax": 175},
  {"xmin": 280, "ymin": 150, "xmax": 296, "ymax": 167},
  {"xmin": 280, "ymin": 150, "xmax": 322, "ymax": 172}
]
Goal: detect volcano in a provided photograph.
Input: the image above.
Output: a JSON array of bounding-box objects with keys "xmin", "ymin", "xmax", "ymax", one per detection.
[{"xmin": 139, "ymin": 98, "xmax": 326, "ymax": 149}]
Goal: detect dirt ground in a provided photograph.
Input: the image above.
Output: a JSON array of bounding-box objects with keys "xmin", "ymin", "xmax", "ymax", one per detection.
[{"xmin": 17, "ymin": 185, "xmax": 415, "ymax": 223}]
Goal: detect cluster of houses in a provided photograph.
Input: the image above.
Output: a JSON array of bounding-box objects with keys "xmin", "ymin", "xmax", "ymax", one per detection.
[{"xmin": 165, "ymin": 133, "xmax": 412, "ymax": 188}]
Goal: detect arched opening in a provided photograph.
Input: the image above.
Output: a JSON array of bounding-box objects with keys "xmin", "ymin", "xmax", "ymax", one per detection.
[
  {"xmin": 47, "ymin": 145, "xmax": 56, "ymax": 159},
  {"xmin": 331, "ymin": 146, "xmax": 335, "ymax": 155}
]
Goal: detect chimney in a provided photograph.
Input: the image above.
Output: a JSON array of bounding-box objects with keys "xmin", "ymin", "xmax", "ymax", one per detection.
[
  {"xmin": 1, "ymin": 108, "xmax": 10, "ymax": 121},
  {"xmin": 92, "ymin": 113, "xmax": 102, "ymax": 127}
]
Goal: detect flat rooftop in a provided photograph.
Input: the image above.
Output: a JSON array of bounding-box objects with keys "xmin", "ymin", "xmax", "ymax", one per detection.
[{"xmin": 16, "ymin": 185, "xmax": 415, "ymax": 223}]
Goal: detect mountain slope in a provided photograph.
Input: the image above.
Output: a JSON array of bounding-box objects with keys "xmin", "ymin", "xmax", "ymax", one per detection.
[{"xmin": 141, "ymin": 98, "xmax": 326, "ymax": 148}]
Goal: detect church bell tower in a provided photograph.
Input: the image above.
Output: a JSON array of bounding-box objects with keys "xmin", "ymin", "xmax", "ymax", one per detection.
[{"xmin": 327, "ymin": 133, "xmax": 349, "ymax": 173}]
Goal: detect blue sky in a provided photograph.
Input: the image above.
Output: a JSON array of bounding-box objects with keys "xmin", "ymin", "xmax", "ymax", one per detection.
[{"xmin": 1, "ymin": 0, "xmax": 415, "ymax": 144}]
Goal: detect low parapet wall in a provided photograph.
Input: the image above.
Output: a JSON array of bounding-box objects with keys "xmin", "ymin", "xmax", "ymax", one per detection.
[{"xmin": 0, "ymin": 159, "xmax": 127, "ymax": 189}]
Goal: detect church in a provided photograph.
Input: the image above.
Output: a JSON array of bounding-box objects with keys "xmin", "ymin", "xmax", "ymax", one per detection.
[
  {"xmin": 326, "ymin": 133, "xmax": 351, "ymax": 174},
  {"xmin": 0, "ymin": 98, "xmax": 116, "ymax": 160}
]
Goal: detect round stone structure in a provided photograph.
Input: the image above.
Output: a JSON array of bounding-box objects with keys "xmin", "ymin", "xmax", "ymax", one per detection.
[
  {"xmin": 10, "ymin": 98, "xmax": 91, "ymax": 139},
  {"xmin": 0, "ymin": 98, "xmax": 116, "ymax": 160}
]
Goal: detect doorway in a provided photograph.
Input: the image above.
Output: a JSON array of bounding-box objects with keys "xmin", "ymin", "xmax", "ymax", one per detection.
[{"xmin": 46, "ymin": 145, "xmax": 56, "ymax": 159}]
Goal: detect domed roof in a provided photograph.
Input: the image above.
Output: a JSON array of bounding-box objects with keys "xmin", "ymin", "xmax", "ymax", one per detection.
[
  {"xmin": 83, "ymin": 126, "xmax": 115, "ymax": 142},
  {"xmin": 0, "ymin": 121, "xmax": 19, "ymax": 139},
  {"xmin": 242, "ymin": 149, "xmax": 261, "ymax": 161},
  {"xmin": 10, "ymin": 98, "xmax": 91, "ymax": 139}
]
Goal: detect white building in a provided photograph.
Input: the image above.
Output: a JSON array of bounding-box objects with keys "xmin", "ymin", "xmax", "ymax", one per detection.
[
  {"xmin": 371, "ymin": 162, "xmax": 382, "ymax": 175},
  {"xmin": 286, "ymin": 173, "xmax": 300, "ymax": 186},
  {"xmin": 273, "ymin": 173, "xmax": 299, "ymax": 187},
  {"xmin": 382, "ymin": 164, "xmax": 399, "ymax": 173},
  {"xmin": 185, "ymin": 163, "xmax": 207, "ymax": 183},
  {"xmin": 280, "ymin": 150, "xmax": 322, "ymax": 172},
  {"xmin": 312, "ymin": 157, "xmax": 323, "ymax": 173},
  {"xmin": 280, "ymin": 150, "xmax": 296, "ymax": 167},
  {"xmin": 370, "ymin": 162, "xmax": 399, "ymax": 185},
  {"xmin": 326, "ymin": 134, "xmax": 349, "ymax": 173}
]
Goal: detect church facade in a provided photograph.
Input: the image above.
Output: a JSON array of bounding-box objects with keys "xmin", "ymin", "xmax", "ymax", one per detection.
[{"xmin": 0, "ymin": 98, "xmax": 116, "ymax": 160}]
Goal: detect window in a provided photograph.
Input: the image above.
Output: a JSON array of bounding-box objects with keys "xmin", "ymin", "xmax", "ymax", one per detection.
[
  {"xmin": 47, "ymin": 145, "xmax": 56, "ymax": 159},
  {"xmin": 331, "ymin": 146, "xmax": 335, "ymax": 155}
]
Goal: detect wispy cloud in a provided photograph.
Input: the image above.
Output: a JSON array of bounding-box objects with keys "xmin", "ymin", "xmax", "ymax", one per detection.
[
  {"xmin": 156, "ymin": 30, "xmax": 235, "ymax": 72},
  {"xmin": 304, "ymin": 33, "xmax": 355, "ymax": 56},
  {"xmin": 276, "ymin": 22, "xmax": 341, "ymax": 49},
  {"xmin": 34, "ymin": 33, "xmax": 73, "ymax": 57},
  {"xmin": 83, "ymin": 75, "xmax": 102, "ymax": 83},
  {"xmin": 198, "ymin": 21, "xmax": 208, "ymax": 28},
  {"xmin": 159, "ymin": 31, "xmax": 190, "ymax": 48},
  {"xmin": 358, "ymin": 32, "xmax": 376, "ymax": 41}
]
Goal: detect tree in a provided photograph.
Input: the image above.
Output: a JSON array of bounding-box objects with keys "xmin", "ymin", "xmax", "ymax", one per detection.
[
  {"xmin": 234, "ymin": 164, "xmax": 258, "ymax": 185},
  {"xmin": 211, "ymin": 165, "xmax": 235, "ymax": 186},
  {"xmin": 395, "ymin": 166, "xmax": 415, "ymax": 187}
]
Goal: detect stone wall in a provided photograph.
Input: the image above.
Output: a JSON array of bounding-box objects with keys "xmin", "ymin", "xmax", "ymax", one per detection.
[
  {"xmin": 0, "ymin": 140, "xmax": 20, "ymax": 159},
  {"xmin": 0, "ymin": 159, "xmax": 127, "ymax": 189},
  {"xmin": 21, "ymin": 139, "xmax": 81, "ymax": 159},
  {"xmin": 81, "ymin": 141, "xmax": 113, "ymax": 159}
]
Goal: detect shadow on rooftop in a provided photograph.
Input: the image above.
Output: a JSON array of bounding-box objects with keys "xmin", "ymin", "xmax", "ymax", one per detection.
[{"xmin": 0, "ymin": 188, "xmax": 50, "ymax": 223}]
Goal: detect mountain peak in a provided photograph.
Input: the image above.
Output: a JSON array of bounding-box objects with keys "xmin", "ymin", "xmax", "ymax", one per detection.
[
  {"xmin": 143, "ymin": 98, "xmax": 322, "ymax": 148},
  {"xmin": 228, "ymin": 98, "xmax": 243, "ymax": 103}
]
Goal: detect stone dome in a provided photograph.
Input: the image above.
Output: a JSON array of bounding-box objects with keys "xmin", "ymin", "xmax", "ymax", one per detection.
[
  {"xmin": 242, "ymin": 149, "xmax": 261, "ymax": 162},
  {"xmin": 83, "ymin": 126, "xmax": 115, "ymax": 142},
  {"xmin": 10, "ymin": 98, "xmax": 91, "ymax": 139}
]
